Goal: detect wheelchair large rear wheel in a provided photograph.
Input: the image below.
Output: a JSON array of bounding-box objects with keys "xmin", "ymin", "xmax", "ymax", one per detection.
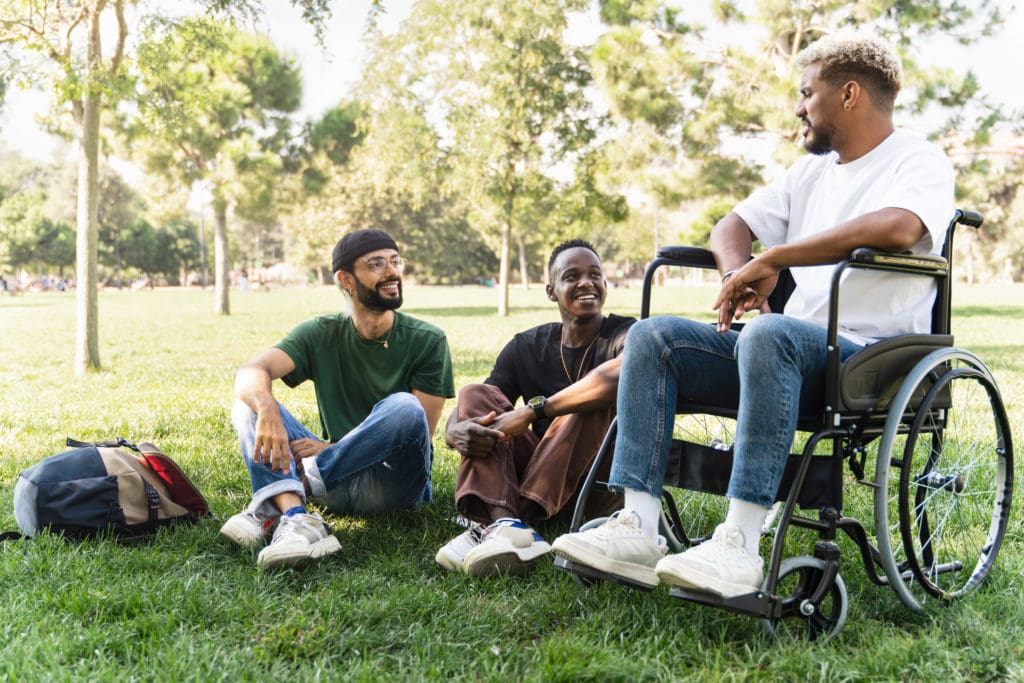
[{"xmin": 873, "ymin": 348, "xmax": 1013, "ymax": 611}]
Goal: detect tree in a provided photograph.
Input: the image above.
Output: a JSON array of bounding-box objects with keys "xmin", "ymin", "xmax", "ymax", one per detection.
[
  {"xmin": 0, "ymin": 0, "xmax": 331, "ymax": 371},
  {"xmin": 360, "ymin": 0, "xmax": 617, "ymax": 315},
  {"xmin": 129, "ymin": 17, "xmax": 301, "ymax": 314},
  {"xmin": 1, "ymin": 0, "xmax": 131, "ymax": 371}
]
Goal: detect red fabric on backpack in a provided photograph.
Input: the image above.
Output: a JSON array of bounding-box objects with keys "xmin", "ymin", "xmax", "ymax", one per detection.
[{"xmin": 139, "ymin": 443, "xmax": 209, "ymax": 518}]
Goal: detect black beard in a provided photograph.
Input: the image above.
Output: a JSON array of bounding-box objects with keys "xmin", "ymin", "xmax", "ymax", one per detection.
[
  {"xmin": 355, "ymin": 276, "xmax": 403, "ymax": 311},
  {"xmin": 802, "ymin": 121, "xmax": 834, "ymax": 155}
]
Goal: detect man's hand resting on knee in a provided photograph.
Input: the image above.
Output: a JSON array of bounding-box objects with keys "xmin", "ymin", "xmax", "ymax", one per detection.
[{"xmin": 446, "ymin": 411, "xmax": 506, "ymax": 458}]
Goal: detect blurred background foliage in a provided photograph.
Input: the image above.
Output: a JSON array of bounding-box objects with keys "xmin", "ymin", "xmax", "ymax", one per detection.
[{"xmin": 1, "ymin": 0, "xmax": 1021, "ymax": 298}]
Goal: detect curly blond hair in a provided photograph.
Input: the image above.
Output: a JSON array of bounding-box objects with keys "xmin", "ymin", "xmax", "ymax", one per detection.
[{"xmin": 796, "ymin": 33, "xmax": 902, "ymax": 110}]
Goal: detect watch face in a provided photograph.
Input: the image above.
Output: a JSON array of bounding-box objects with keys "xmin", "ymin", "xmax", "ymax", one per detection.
[{"xmin": 528, "ymin": 396, "xmax": 544, "ymax": 407}]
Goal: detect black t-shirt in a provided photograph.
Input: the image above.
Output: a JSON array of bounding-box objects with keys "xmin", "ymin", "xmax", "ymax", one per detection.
[{"xmin": 484, "ymin": 313, "xmax": 635, "ymax": 437}]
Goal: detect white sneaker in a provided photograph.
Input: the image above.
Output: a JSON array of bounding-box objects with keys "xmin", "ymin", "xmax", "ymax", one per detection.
[
  {"xmin": 551, "ymin": 510, "xmax": 667, "ymax": 588},
  {"xmin": 655, "ymin": 522, "xmax": 764, "ymax": 597},
  {"xmin": 435, "ymin": 524, "xmax": 488, "ymax": 573},
  {"xmin": 220, "ymin": 509, "xmax": 278, "ymax": 548},
  {"xmin": 462, "ymin": 519, "xmax": 552, "ymax": 577},
  {"xmin": 256, "ymin": 512, "xmax": 341, "ymax": 570}
]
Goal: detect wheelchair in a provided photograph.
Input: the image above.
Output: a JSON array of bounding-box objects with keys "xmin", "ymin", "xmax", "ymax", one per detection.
[{"xmin": 555, "ymin": 209, "xmax": 1014, "ymax": 640}]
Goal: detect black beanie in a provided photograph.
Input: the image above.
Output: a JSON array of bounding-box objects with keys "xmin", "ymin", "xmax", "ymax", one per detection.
[{"xmin": 331, "ymin": 229, "xmax": 399, "ymax": 272}]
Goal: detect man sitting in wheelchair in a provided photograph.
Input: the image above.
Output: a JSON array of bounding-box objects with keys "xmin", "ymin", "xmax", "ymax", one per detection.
[{"xmin": 552, "ymin": 32, "xmax": 954, "ymax": 595}]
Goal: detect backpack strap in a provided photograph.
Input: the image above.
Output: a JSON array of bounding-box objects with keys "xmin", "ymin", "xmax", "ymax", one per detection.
[
  {"xmin": 66, "ymin": 436, "xmax": 140, "ymax": 452},
  {"xmin": 143, "ymin": 480, "xmax": 162, "ymax": 525}
]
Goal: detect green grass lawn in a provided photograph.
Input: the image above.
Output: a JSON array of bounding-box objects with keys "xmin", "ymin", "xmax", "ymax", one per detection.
[{"xmin": 1, "ymin": 282, "xmax": 1022, "ymax": 681}]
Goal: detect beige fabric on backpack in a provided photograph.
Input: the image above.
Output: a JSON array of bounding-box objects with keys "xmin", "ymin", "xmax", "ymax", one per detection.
[{"xmin": 97, "ymin": 447, "xmax": 192, "ymax": 523}]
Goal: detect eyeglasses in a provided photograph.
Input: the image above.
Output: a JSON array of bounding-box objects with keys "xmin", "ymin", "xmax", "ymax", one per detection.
[{"xmin": 363, "ymin": 255, "xmax": 405, "ymax": 274}]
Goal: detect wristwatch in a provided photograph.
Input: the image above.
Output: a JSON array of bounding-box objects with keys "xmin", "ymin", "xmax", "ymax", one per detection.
[{"xmin": 527, "ymin": 395, "xmax": 547, "ymax": 421}]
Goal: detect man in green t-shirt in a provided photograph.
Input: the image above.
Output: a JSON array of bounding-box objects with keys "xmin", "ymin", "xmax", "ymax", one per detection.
[{"xmin": 220, "ymin": 229, "xmax": 455, "ymax": 570}]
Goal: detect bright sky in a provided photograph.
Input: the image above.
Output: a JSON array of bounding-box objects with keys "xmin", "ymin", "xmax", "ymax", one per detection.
[{"xmin": 1, "ymin": 0, "xmax": 1020, "ymax": 162}]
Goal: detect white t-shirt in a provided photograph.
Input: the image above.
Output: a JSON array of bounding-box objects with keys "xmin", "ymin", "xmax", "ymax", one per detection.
[{"xmin": 734, "ymin": 129, "xmax": 954, "ymax": 344}]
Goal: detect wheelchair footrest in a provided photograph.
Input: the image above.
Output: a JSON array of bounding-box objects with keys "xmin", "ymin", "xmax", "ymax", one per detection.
[
  {"xmin": 553, "ymin": 555, "xmax": 656, "ymax": 592},
  {"xmin": 667, "ymin": 586, "xmax": 773, "ymax": 618}
]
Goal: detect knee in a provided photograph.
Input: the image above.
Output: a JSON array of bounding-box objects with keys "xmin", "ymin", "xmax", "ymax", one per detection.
[
  {"xmin": 624, "ymin": 317, "xmax": 671, "ymax": 359},
  {"xmin": 383, "ymin": 392, "xmax": 428, "ymax": 432},
  {"xmin": 736, "ymin": 314, "xmax": 793, "ymax": 359},
  {"xmin": 456, "ymin": 383, "xmax": 509, "ymax": 419},
  {"xmin": 457, "ymin": 383, "xmax": 495, "ymax": 407}
]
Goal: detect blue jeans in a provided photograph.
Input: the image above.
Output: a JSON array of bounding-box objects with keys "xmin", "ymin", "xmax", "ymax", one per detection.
[
  {"xmin": 610, "ymin": 314, "xmax": 863, "ymax": 508},
  {"xmin": 232, "ymin": 392, "xmax": 432, "ymax": 517}
]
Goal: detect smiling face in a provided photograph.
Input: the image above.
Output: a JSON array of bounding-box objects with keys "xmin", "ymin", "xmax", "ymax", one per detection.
[
  {"xmin": 795, "ymin": 62, "xmax": 844, "ymax": 156},
  {"xmin": 337, "ymin": 247, "xmax": 404, "ymax": 311},
  {"xmin": 547, "ymin": 246, "xmax": 606, "ymax": 321}
]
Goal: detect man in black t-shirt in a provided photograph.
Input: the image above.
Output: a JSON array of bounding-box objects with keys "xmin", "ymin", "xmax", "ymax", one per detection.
[{"xmin": 436, "ymin": 240, "xmax": 635, "ymax": 577}]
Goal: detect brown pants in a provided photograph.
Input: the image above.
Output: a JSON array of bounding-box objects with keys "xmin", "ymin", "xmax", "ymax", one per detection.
[{"xmin": 453, "ymin": 384, "xmax": 621, "ymax": 524}]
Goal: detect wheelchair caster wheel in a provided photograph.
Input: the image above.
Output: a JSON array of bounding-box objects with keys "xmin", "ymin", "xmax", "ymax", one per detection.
[{"xmin": 760, "ymin": 556, "xmax": 848, "ymax": 641}]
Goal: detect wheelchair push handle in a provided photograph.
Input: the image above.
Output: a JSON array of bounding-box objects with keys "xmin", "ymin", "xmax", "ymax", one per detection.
[{"xmin": 955, "ymin": 209, "xmax": 983, "ymax": 228}]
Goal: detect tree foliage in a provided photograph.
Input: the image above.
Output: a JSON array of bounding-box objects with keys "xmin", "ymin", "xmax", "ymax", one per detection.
[
  {"xmin": 589, "ymin": 0, "xmax": 1020, "ymax": 275},
  {"xmin": 355, "ymin": 0, "xmax": 624, "ymax": 313},
  {"xmin": 0, "ymin": 151, "xmax": 73, "ymax": 275},
  {"xmin": 129, "ymin": 17, "xmax": 302, "ymax": 314}
]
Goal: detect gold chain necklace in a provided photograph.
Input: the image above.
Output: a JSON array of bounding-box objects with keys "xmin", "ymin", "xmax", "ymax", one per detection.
[
  {"xmin": 373, "ymin": 325, "xmax": 393, "ymax": 350},
  {"xmin": 559, "ymin": 331, "xmax": 600, "ymax": 383}
]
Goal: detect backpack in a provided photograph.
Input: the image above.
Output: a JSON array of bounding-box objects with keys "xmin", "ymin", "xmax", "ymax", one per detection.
[{"xmin": 9, "ymin": 437, "xmax": 209, "ymax": 540}]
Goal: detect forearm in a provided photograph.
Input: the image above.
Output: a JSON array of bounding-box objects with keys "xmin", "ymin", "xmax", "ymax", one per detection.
[
  {"xmin": 710, "ymin": 213, "xmax": 756, "ymax": 276},
  {"xmin": 758, "ymin": 208, "xmax": 926, "ymax": 270},
  {"xmin": 444, "ymin": 408, "xmax": 459, "ymax": 448},
  {"xmin": 544, "ymin": 358, "xmax": 620, "ymax": 418},
  {"xmin": 235, "ymin": 365, "xmax": 279, "ymax": 416}
]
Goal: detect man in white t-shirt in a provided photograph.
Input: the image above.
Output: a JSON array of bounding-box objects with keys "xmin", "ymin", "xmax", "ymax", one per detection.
[{"xmin": 552, "ymin": 34, "xmax": 954, "ymax": 595}]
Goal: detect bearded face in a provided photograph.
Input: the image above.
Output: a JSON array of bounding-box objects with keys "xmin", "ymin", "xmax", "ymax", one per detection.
[{"xmin": 353, "ymin": 273, "xmax": 403, "ymax": 311}]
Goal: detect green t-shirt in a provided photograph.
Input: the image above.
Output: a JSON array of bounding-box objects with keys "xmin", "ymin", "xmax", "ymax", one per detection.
[{"xmin": 275, "ymin": 312, "xmax": 455, "ymax": 442}]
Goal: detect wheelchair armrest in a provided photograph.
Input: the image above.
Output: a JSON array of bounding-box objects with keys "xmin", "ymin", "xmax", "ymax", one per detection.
[
  {"xmin": 653, "ymin": 246, "xmax": 717, "ymax": 269},
  {"xmin": 849, "ymin": 248, "xmax": 948, "ymax": 276},
  {"xmin": 641, "ymin": 246, "xmax": 720, "ymax": 318}
]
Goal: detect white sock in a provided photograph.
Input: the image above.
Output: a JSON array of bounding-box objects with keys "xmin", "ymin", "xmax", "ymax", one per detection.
[
  {"xmin": 725, "ymin": 498, "xmax": 771, "ymax": 557},
  {"xmin": 623, "ymin": 488, "xmax": 661, "ymax": 540}
]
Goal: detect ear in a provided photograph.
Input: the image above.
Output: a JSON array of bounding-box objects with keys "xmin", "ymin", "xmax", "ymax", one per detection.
[
  {"xmin": 546, "ymin": 282, "xmax": 557, "ymax": 301},
  {"xmin": 842, "ymin": 81, "xmax": 861, "ymax": 111},
  {"xmin": 336, "ymin": 270, "xmax": 353, "ymax": 292}
]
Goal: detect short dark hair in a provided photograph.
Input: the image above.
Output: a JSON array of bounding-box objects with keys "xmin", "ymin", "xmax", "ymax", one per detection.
[
  {"xmin": 548, "ymin": 239, "xmax": 601, "ymax": 280},
  {"xmin": 796, "ymin": 34, "xmax": 902, "ymax": 112}
]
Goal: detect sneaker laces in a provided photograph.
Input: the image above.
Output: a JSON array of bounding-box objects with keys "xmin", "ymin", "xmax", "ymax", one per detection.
[
  {"xmin": 606, "ymin": 510, "xmax": 640, "ymax": 529},
  {"xmin": 277, "ymin": 512, "xmax": 329, "ymax": 540},
  {"xmin": 700, "ymin": 524, "xmax": 751, "ymax": 561},
  {"xmin": 468, "ymin": 523, "xmax": 489, "ymax": 543}
]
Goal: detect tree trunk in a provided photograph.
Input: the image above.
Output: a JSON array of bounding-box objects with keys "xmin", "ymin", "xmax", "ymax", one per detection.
[
  {"xmin": 497, "ymin": 179, "xmax": 515, "ymax": 316},
  {"xmin": 213, "ymin": 196, "xmax": 230, "ymax": 315},
  {"xmin": 115, "ymin": 240, "xmax": 123, "ymax": 289},
  {"xmin": 497, "ymin": 219, "xmax": 510, "ymax": 316},
  {"xmin": 516, "ymin": 234, "xmax": 529, "ymax": 289},
  {"xmin": 74, "ymin": 9, "xmax": 103, "ymax": 374}
]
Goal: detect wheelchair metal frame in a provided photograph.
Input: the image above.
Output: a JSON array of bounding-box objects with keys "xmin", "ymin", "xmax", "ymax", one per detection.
[{"xmin": 556, "ymin": 209, "xmax": 1014, "ymax": 640}]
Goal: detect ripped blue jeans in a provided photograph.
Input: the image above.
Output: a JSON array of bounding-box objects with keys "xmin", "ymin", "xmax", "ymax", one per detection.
[{"xmin": 232, "ymin": 392, "xmax": 432, "ymax": 517}]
